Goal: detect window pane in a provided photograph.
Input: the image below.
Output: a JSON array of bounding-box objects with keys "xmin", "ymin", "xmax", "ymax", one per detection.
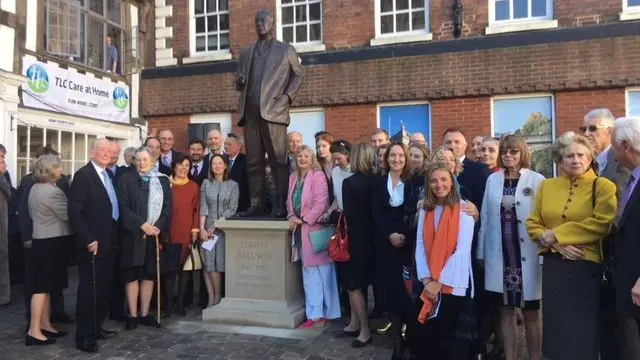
[
  {"xmin": 30, "ymin": 128, "xmax": 44, "ymax": 156},
  {"xmin": 86, "ymin": 16, "xmax": 104, "ymax": 68},
  {"xmin": 411, "ymin": 10, "xmax": 425, "ymax": 30},
  {"xmin": 195, "ymin": 17, "xmax": 205, "ymax": 33},
  {"xmin": 381, "ymin": 14, "xmax": 394, "ymax": 33},
  {"xmin": 396, "ymin": 0, "xmax": 409, "ymax": 10},
  {"xmin": 630, "ymin": 0, "xmax": 640, "ymax": 6},
  {"xmin": 18, "ymin": 159, "xmax": 29, "ymax": 183},
  {"xmin": 514, "ymin": 0, "xmax": 528, "ymax": 19},
  {"xmin": 295, "ymin": 24, "xmax": 307, "ymax": 42},
  {"xmin": 283, "ymin": 26, "xmax": 294, "ymax": 42},
  {"xmin": 493, "ymin": 97, "xmax": 554, "ymax": 178},
  {"xmin": 206, "ymin": 0, "xmax": 216, "ymax": 12},
  {"xmin": 412, "ymin": 0, "xmax": 425, "ymax": 8},
  {"xmin": 532, "ymin": 0, "xmax": 547, "ymax": 16},
  {"xmin": 74, "ymin": 133, "xmax": 86, "ymax": 163},
  {"xmin": 282, "ymin": 6, "xmax": 294, "ymax": 25},
  {"xmin": 309, "ymin": 2, "xmax": 321, "ymax": 21},
  {"xmin": 86, "ymin": 135, "xmax": 97, "ymax": 161},
  {"xmin": 379, "ymin": 104, "xmax": 431, "ymax": 147},
  {"xmin": 107, "ymin": 0, "xmax": 121, "ymax": 24},
  {"xmin": 295, "ymin": 5, "xmax": 307, "ymax": 22},
  {"xmin": 207, "ymin": 34, "xmax": 217, "ymax": 51},
  {"xmin": 90, "ymin": 0, "xmax": 103, "ymax": 15},
  {"xmin": 282, "ymin": 0, "xmax": 292, "ymax": 3},
  {"xmin": 207, "ymin": 15, "xmax": 217, "ymax": 31},
  {"xmin": 220, "ymin": 33, "xmax": 229, "ymax": 49},
  {"xmin": 196, "ymin": 35, "xmax": 206, "ymax": 52},
  {"xmin": 219, "ymin": 13, "xmax": 229, "ymax": 30},
  {"xmin": 194, "ymin": 0, "xmax": 204, "ymax": 14},
  {"xmin": 219, "ymin": 0, "xmax": 228, "ymax": 11},
  {"xmin": 61, "ymin": 131, "xmax": 73, "ymax": 161},
  {"xmin": 396, "ymin": 13, "xmax": 410, "ymax": 32},
  {"xmin": 381, "ymin": 0, "xmax": 393, "ymax": 12},
  {"xmin": 495, "ymin": 0, "xmax": 510, "ymax": 21},
  {"xmin": 628, "ymin": 92, "xmax": 640, "ymax": 117},
  {"xmin": 46, "ymin": 129, "xmax": 59, "ymax": 151},
  {"xmin": 310, "ymin": 23, "xmax": 321, "ymax": 41},
  {"xmin": 62, "ymin": 161, "xmax": 73, "ymax": 177}
]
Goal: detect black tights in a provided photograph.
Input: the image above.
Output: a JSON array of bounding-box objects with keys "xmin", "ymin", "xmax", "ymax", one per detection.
[
  {"xmin": 177, "ymin": 271, "xmax": 199, "ymax": 311},
  {"xmin": 390, "ymin": 313, "xmax": 404, "ymax": 357}
]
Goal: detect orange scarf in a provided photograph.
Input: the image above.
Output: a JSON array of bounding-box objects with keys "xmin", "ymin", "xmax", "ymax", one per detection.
[{"xmin": 418, "ymin": 203, "xmax": 460, "ymax": 324}]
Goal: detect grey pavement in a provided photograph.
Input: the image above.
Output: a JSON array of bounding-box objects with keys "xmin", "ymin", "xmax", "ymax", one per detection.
[{"xmin": 0, "ymin": 267, "xmax": 395, "ymax": 360}]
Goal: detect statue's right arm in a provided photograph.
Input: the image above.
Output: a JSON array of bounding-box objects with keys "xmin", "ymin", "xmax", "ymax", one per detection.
[{"xmin": 235, "ymin": 51, "xmax": 246, "ymax": 91}]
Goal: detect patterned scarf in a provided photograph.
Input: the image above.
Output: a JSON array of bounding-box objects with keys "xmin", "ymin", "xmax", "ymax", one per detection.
[{"xmin": 140, "ymin": 170, "xmax": 167, "ymax": 225}]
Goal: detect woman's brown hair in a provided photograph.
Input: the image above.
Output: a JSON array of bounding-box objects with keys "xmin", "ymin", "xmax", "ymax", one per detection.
[
  {"xmin": 316, "ymin": 133, "xmax": 334, "ymax": 169},
  {"xmin": 409, "ymin": 143, "xmax": 430, "ymax": 175},
  {"xmin": 497, "ymin": 134, "xmax": 532, "ymax": 169},
  {"xmin": 208, "ymin": 153, "xmax": 230, "ymax": 181},
  {"xmin": 423, "ymin": 162, "xmax": 461, "ymax": 211},
  {"xmin": 383, "ymin": 141, "xmax": 411, "ymax": 180}
]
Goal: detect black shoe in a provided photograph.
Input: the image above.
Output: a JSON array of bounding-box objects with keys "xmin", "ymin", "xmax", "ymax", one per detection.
[
  {"xmin": 97, "ymin": 328, "xmax": 117, "ymax": 340},
  {"xmin": 50, "ymin": 313, "xmax": 75, "ymax": 324},
  {"xmin": 337, "ymin": 329, "xmax": 360, "ymax": 338},
  {"xmin": 125, "ymin": 316, "xmax": 138, "ymax": 330},
  {"xmin": 41, "ymin": 329, "xmax": 67, "ymax": 338},
  {"xmin": 138, "ymin": 314, "xmax": 161, "ymax": 328},
  {"xmin": 351, "ymin": 337, "xmax": 372, "ymax": 348},
  {"xmin": 75, "ymin": 338, "xmax": 98, "ymax": 353},
  {"xmin": 25, "ymin": 334, "xmax": 56, "ymax": 346}
]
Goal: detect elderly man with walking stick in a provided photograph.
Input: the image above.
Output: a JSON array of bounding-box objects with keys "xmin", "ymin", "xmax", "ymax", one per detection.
[{"xmin": 68, "ymin": 138, "xmax": 119, "ymax": 353}]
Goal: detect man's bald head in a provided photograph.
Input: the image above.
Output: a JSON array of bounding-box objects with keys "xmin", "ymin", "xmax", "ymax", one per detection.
[{"xmin": 207, "ymin": 129, "xmax": 224, "ymax": 153}]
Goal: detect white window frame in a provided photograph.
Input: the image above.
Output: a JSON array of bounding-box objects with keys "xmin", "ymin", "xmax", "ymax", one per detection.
[
  {"xmin": 186, "ymin": 0, "xmax": 232, "ymax": 64},
  {"xmin": 288, "ymin": 107, "xmax": 326, "ymax": 149},
  {"xmin": 371, "ymin": 0, "xmax": 432, "ymax": 47},
  {"xmin": 376, "ymin": 101, "xmax": 432, "ymax": 148},
  {"xmin": 276, "ymin": 0, "xmax": 325, "ymax": 54},
  {"xmin": 490, "ymin": 93, "xmax": 556, "ymax": 176},
  {"xmin": 486, "ymin": 0, "xmax": 557, "ymax": 35},
  {"xmin": 620, "ymin": 0, "xmax": 640, "ymax": 21},
  {"xmin": 625, "ymin": 87, "xmax": 640, "ymax": 117}
]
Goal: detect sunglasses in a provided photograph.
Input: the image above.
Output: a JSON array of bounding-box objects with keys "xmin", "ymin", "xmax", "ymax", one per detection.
[
  {"xmin": 579, "ymin": 125, "xmax": 609, "ymax": 133},
  {"xmin": 500, "ymin": 149, "xmax": 521, "ymax": 156}
]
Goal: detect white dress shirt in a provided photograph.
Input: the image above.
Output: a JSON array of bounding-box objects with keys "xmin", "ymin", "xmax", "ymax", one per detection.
[
  {"xmin": 387, "ymin": 173, "xmax": 405, "ymax": 207},
  {"xmin": 91, "ymin": 161, "xmax": 107, "ymax": 187}
]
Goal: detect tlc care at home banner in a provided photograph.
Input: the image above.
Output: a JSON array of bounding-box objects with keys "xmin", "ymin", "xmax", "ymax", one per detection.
[{"xmin": 22, "ymin": 59, "xmax": 130, "ymax": 124}]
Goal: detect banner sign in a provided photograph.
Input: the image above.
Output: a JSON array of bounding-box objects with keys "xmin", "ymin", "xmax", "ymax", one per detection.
[{"xmin": 22, "ymin": 59, "xmax": 130, "ymax": 124}]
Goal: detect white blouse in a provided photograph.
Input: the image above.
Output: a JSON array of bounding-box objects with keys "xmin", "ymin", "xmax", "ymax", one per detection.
[
  {"xmin": 415, "ymin": 202, "xmax": 475, "ymax": 297},
  {"xmin": 332, "ymin": 165, "xmax": 353, "ymax": 211},
  {"xmin": 387, "ymin": 173, "xmax": 405, "ymax": 207}
]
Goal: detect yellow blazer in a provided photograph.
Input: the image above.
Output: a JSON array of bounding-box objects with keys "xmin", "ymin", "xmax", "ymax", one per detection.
[{"xmin": 526, "ymin": 169, "xmax": 617, "ymax": 263}]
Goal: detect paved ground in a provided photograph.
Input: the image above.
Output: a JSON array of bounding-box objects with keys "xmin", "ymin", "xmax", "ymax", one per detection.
[{"xmin": 0, "ymin": 268, "xmax": 396, "ymax": 360}]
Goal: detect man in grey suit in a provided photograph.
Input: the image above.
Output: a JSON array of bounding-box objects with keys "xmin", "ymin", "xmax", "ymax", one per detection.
[
  {"xmin": 582, "ymin": 108, "xmax": 632, "ymax": 360},
  {"xmin": 235, "ymin": 9, "xmax": 303, "ymax": 217}
]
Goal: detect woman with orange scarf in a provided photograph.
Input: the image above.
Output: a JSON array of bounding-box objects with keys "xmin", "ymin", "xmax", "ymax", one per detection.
[{"xmin": 413, "ymin": 162, "xmax": 476, "ymax": 360}]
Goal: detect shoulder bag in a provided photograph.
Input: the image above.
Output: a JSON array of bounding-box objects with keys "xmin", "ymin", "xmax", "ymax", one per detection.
[{"xmin": 328, "ymin": 213, "xmax": 350, "ymax": 262}]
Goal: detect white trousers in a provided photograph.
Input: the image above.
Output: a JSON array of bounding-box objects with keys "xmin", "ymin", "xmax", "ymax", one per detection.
[{"xmin": 301, "ymin": 263, "xmax": 341, "ymax": 320}]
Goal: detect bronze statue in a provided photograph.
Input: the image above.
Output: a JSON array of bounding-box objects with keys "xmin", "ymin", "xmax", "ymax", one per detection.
[{"xmin": 235, "ymin": 9, "xmax": 303, "ymax": 217}]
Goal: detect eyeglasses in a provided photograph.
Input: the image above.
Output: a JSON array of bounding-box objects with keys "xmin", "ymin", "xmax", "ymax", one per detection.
[
  {"xmin": 501, "ymin": 149, "xmax": 521, "ymax": 156},
  {"xmin": 579, "ymin": 125, "xmax": 609, "ymax": 133}
]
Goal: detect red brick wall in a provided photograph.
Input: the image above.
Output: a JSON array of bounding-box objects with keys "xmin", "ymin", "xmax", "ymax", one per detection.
[
  {"xmin": 555, "ymin": 89, "xmax": 626, "ymax": 135},
  {"xmin": 323, "ymin": 0, "xmax": 375, "ymax": 49},
  {"xmin": 431, "ymin": 97, "xmax": 492, "ymax": 147},
  {"xmin": 432, "ymin": 0, "xmax": 489, "ymax": 40},
  {"xmin": 147, "ymin": 115, "xmax": 191, "ymax": 152},
  {"xmin": 172, "ymin": 0, "xmax": 189, "ymax": 60},
  {"xmin": 229, "ymin": 1, "xmax": 276, "ymax": 59},
  {"xmin": 325, "ymin": 104, "xmax": 378, "ymax": 144},
  {"xmin": 556, "ymin": 0, "xmax": 621, "ymax": 27}
]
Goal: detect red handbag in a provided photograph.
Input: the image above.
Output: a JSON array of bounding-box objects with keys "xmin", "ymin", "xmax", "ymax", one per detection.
[{"xmin": 329, "ymin": 213, "xmax": 350, "ymax": 262}]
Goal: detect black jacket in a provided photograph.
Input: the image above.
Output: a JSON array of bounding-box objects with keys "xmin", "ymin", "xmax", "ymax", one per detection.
[
  {"xmin": 227, "ymin": 153, "xmax": 250, "ymax": 212},
  {"xmin": 615, "ymin": 180, "xmax": 640, "ymax": 319}
]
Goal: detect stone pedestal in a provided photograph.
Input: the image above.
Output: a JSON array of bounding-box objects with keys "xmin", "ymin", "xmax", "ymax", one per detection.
[{"xmin": 202, "ymin": 219, "xmax": 305, "ymax": 329}]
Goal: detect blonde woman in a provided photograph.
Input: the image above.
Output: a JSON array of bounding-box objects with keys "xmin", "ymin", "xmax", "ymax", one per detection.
[
  {"xmin": 287, "ymin": 145, "xmax": 340, "ymax": 328},
  {"xmin": 527, "ymin": 132, "xmax": 617, "ymax": 360}
]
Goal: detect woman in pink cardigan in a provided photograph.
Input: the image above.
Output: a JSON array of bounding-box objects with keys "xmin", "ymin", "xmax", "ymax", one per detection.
[{"xmin": 287, "ymin": 145, "xmax": 341, "ymax": 328}]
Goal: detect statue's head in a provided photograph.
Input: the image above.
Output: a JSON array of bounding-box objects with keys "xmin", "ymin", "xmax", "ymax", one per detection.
[{"xmin": 255, "ymin": 9, "xmax": 274, "ymax": 40}]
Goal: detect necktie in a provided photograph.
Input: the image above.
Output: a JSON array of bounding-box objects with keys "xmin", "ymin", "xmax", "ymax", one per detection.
[
  {"xmin": 192, "ymin": 164, "xmax": 199, "ymax": 177},
  {"xmin": 102, "ymin": 170, "xmax": 120, "ymax": 221},
  {"xmin": 229, "ymin": 158, "xmax": 235, "ymax": 169},
  {"xmin": 619, "ymin": 175, "xmax": 636, "ymax": 219},
  {"xmin": 163, "ymin": 155, "xmax": 170, "ymax": 167}
]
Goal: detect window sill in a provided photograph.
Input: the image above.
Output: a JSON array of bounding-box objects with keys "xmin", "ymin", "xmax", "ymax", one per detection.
[
  {"xmin": 291, "ymin": 43, "xmax": 326, "ymax": 54},
  {"xmin": 619, "ymin": 10, "xmax": 640, "ymax": 21},
  {"xmin": 183, "ymin": 51, "xmax": 232, "ymax": 64},
  {"xmin": 370, "ymin": 32, "xmax": 433, "ymax": 47},
  {"xmin": 485, "ymin": 19, "xmax": 558, "ymax": 35}
]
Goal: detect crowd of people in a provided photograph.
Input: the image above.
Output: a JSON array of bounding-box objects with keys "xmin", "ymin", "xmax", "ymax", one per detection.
[{"xmin": 0, "ymin": 108, "xmax": 640, "ymax": 360}]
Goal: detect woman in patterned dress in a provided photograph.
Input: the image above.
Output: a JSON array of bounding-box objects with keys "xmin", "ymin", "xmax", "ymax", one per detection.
[
  {"xmin": 478, "ymin": 135, "xmax": 545, "ymax": 360},
  {"xmin": 199, "ymin": 154, "xmax": 238, "ymax": 308}
]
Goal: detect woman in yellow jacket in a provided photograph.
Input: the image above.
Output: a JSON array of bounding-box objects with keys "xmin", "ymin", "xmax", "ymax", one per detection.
[{"xmin": 527, "ymin": 132, "xmax": 617, "ymax": 360}]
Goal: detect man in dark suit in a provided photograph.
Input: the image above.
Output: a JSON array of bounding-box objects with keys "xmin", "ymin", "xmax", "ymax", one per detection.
[
  {"xmin": 202, "ymin": 129, "xmax": 226, "ymax": 171},
  {"xmin": 225, "ymin": 134, "xmax": 250, "ymax": 212},
  {"xmin": 144, "ymin": 137, "xmax": 170, "ymax": 176},
  {"xmin": 188, "ymin": 139, "xmax": 208, "ymax": 186},
  {"xmin": 442, "ymin": 127, "xmax": 491, "ymax": 360},
  {"xmin": 612, "ymin": 117, "xmax": 640, "ymax": 360},
  {"xmin": 68, "ymin": 138, "xmax": 119, "ymax": 353},
  {"xmin": 235, "ymin": 9, "xmax": 303, "ymax": 217},
  {"xmin": 17, "ymin": 147, "xmax": 74, "ymax": 325},
  {"xmin": 158, "ymin": 130, "xmax": 183, "ymax": 173}
]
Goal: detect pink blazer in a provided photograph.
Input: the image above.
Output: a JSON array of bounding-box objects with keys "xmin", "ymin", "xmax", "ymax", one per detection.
[{"xmin": 286, "ymin": 170, "xmax": 332, "ymax": 267}]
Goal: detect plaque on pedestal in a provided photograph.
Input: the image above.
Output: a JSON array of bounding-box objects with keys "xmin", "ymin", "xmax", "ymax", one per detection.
[{"xmin": 202, "ymin": 219, "xmax": 305, "ymax": 329}]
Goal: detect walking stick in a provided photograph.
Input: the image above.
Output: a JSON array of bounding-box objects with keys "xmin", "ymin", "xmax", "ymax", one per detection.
[
  {"xmin": 91, "ymin": 253, "xmax": 98, "ymax": 337},
  {"xmin": 155, "ymin": 235, "xmax": 161, "ymax": 325}
]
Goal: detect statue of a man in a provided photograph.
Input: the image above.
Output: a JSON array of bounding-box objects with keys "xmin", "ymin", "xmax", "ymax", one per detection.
[{"xmin": 235, "ymin": 9, "xmax": 303, "ymax": 217}]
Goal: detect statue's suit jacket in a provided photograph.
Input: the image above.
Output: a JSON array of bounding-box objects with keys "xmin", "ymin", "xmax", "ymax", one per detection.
[{"xmin": 236, "ymin": 41, "xmax": 303, "ymax": 127}]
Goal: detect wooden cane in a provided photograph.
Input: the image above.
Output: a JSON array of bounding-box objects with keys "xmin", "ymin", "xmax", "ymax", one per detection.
[{"xmin": 155, "ymin": 235, "xmax": 161, "ymax": 325}]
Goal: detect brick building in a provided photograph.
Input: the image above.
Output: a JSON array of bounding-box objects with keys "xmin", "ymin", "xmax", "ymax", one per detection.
[
  {"xmin": 0, "ymin": 0, "xmax": 155, "ymax": 185},
  {"xmin": 141, "ymin": 0, "xmax": 640, "ymax": 175}
]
